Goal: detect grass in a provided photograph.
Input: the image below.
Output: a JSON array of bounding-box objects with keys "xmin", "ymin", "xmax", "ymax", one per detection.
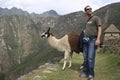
[{"xmin": 23, "ymin": 51, "xmax": 120, "ymax": 80}]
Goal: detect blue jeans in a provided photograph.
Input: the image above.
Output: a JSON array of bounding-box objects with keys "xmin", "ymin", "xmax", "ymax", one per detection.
[{"xmin": 83, "ymin": 38, "xmax": 97, "ymax": 77}]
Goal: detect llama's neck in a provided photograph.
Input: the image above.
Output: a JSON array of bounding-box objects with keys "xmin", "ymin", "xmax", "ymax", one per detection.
[
  {"xmin": 47, "ymin": 35, "xmax": 70, "ymax": 52},
  {"xmin": 48, "ymin": 35, "xmax": 59, "ymax": 49}
]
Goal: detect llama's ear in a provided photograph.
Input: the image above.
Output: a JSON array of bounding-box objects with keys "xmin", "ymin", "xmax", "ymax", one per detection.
[{"xmin": 47, "ymin": 27, "xmax": 50, "ymax": 33}]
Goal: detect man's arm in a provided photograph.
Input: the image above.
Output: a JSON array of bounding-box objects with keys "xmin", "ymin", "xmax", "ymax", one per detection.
[{"xmin": 95, "ymin": 25, "xmax": 102, "ymax": 45}]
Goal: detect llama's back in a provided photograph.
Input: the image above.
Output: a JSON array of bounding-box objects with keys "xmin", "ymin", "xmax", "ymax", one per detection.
[{"xmin": 68, "ymin": 34, "xmax": 80, "ymax": 53}]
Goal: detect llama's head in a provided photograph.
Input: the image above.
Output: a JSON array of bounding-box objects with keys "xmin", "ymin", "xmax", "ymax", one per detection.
[{"xmin": 41, "ymin": 27, "xmax": 51, "ymax": 38}]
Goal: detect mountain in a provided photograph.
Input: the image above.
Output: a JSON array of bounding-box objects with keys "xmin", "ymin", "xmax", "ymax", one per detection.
[
  {"xmin": 0, "ymin": 7, "xmax": 30, "ymax": 16},
  {"xmin": 52, "ymin": 11, "xmax": 86, "ymax": 37},
  {"xmin": 40, "ymin": 10, "xmax": 59, "ymax": 17},
  {"xmin": 0, "ymin": 2, "xmax": 120, "ymax": 80},
  {"xmin": 94, "ymin": 2, "xmax": 120, "ymax": 30},
  {"xmin": 0, "ymin": 7, "xmax": 59, "ymax": 18},
  {"xmin": 53, "ymin": 2, "xmax": 120, "ymax": 37},
  {"xmin": 49, "ymin": 2, "xmax": 120, "ymax": 41},
  {"xmin": 0, "ymin": 15, "xmax": 63, "ymax": 80}
]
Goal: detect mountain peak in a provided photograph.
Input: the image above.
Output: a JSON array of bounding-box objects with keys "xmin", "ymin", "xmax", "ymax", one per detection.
[{"xmin": 40, "ymin": 10, "xmax": 59, "ymax": 17}]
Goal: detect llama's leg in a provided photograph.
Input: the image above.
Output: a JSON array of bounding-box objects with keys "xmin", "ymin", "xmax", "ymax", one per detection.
[
  {"xmin": 68, "ymin": 58, "xmax": 72, "ymax": 68},
  {"xmin": 62, "ymin": 59, "xmax": 67, "ymax": 70},
  {"xmin": 62, "ymin": 51, "xmax": 69, "ymax": 70},
  {"xmin": 80, "ymin": 61, "xmax": 84, "ymax": 70},
  {"xmin": 68, "ymin": 52, "xmax": 73, "ymax": 68}
]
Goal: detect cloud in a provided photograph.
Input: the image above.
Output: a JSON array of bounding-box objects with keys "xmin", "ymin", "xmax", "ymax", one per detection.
[{"xmin": 0, "ymin": 0, "xmax": 119, "ymax": 15}]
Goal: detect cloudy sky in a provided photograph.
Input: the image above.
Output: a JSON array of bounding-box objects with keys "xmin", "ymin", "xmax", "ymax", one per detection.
[{"xmin": 0, "ymin": 0, "xmax": 119, "ymax": 15}]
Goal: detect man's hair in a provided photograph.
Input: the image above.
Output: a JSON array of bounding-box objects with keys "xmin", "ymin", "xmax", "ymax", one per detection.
[{"xmin": 84, "ymin": 5, "xmax": 91, "ymax": 11}]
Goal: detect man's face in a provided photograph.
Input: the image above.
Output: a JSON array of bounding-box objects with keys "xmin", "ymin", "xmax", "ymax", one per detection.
[{"xmin": 85, "ymin": 7, "xmax": 92, "ymax": 15}]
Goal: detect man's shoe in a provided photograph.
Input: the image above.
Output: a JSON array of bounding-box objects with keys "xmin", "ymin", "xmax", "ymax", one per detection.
[
  {"xmin": 80, "ymin": 73, "xmax": 88, "ymax": 78},
  {"xmin": 88, "ymin": 75, "xmax": 94, "ymax": 80}
]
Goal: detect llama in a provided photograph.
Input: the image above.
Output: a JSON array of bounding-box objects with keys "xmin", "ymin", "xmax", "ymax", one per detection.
[{"xmin": 41, "ymin": 27, "xmax": 83, "ymax": 70}]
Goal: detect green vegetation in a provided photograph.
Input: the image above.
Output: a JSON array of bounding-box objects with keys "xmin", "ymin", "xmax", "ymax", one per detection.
[
  {"xmin": 6, "ymin": 39, "xmax": 63, "ymax": 79},
  {"xmin": 23, "ymin": 51, "xmax": 120, "ymax": 80},
  {"xmin": 0, "ymin": 15, "xmax": 63, "ymax": 80}
]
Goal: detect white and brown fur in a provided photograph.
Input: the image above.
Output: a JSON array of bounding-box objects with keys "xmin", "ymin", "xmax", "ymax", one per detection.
[{"xmin": 41, "ymin": 28, "xmax": 83, "ymax": 70}]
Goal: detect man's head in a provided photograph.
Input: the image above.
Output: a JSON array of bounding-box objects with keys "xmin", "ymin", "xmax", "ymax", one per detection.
[{"xmin": 84, "ymin": 5, "xmax": 92, "ymax": 15}]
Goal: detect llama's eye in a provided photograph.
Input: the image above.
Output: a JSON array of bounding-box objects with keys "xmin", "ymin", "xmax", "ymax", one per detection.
[{"xmin": 41, "ymin": 32, "xmax": 45, "ymax": 36}]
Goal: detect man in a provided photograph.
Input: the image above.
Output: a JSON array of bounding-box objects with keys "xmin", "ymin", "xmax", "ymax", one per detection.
[{"xmin": 80, "ymin": 5, "xmax": 102, "ymax": 80}]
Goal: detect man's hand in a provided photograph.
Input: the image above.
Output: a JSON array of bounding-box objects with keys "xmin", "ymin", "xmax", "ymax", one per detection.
[{"xmin": 95, "ymin": 39, "xmax": 100, "ymax": 46}]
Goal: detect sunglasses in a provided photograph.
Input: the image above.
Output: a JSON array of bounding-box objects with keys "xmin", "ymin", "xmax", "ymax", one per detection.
[{"xmin": 86, "ymin": 8, "xmax": 92, "ymax": 11}]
